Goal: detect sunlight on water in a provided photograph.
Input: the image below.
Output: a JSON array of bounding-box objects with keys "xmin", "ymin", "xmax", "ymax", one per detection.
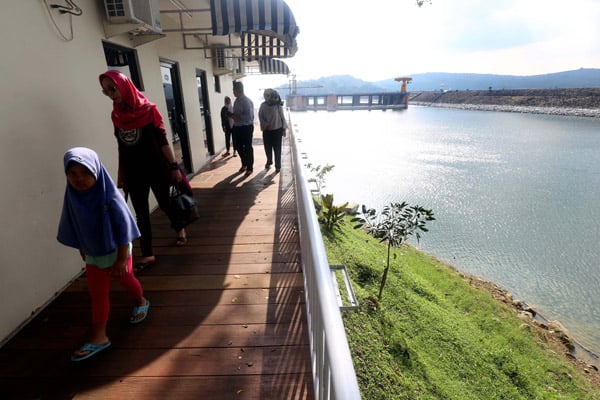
[{"xmin": 292, "ymin": 107, "xmax": 600, "ymax": 354}]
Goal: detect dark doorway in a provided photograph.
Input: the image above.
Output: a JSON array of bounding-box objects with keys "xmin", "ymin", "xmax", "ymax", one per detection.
[
  {"xmin": 161, "ymin": 60, "xmax": 192, "ymax": 173},
  {"xmin": 196, "ymin": 69, "xmax": 215, "ymax": 156}
]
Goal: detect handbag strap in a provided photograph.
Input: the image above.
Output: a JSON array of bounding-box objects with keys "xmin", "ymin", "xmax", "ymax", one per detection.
[{"xmin": 170, "ymin": 184, "xmax": 182, "ymax": 197}]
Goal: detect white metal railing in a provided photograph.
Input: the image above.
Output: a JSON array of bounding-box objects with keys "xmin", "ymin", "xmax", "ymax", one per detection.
[{"xmin": 288, "ymin": 118, "xmax": 362, "ymax": 400}]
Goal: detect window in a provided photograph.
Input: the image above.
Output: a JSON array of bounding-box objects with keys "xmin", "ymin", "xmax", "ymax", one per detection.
[
  {"xmin": 102, "ymin": 41, "xmax": 143, "ymax": 90},
  {"xmin": 214, "ymin": 75, "xmax": 221, "ymax": 93},
  {"xmin": 339, "ymin": 96, "xmax": 353, "ymax": 105}
]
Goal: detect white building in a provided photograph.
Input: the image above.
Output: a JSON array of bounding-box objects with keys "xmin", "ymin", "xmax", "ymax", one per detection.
[{"xmin": 0, "ymin": 0, "xmax": 297, "ymax": 345}]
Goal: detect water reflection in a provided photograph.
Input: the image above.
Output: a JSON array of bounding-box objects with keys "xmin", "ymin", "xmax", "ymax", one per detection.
[{"xmin": 293, "ymin": 107, "xmax": 600, "ymax": 354}]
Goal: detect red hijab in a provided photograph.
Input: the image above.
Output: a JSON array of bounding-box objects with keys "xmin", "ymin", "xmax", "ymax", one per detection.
[{"xmin": 99, "ymin": 70, "xmax": 164, "ymax": 130}]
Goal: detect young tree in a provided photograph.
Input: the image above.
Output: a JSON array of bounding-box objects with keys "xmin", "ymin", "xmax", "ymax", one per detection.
[
  {"xmin": 305, "ymin": 163, "xmax": 334, "ymax": 196},
  {"xmin": 352, "ymin": 202, "xmax": 435, "ymax": 300}
]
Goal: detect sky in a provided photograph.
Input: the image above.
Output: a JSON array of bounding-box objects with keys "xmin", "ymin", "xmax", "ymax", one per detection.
[{"xmin": 245, "ymin": 0, "xmax": 600, "ymax": 93}]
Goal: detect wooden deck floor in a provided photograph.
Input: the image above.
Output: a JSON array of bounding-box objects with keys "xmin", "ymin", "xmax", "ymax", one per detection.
[{"xmin": 0, "ymin": 138, "xmax": 314, "ymax": 400}]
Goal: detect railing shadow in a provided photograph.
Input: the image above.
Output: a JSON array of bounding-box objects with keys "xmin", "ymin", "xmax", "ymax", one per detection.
[{"xmin": 258, "ymin": 136, "xmax": 315, "ymax": 399}]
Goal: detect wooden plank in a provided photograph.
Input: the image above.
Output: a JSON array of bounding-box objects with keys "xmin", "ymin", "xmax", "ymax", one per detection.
[
  {"xmin": 150, "ymin": 242, "xmax": 301, "ymax": 256},
  {"xmin": 66, "ymin": 273, "xmax": 304, "ymax": 292},
  {"xmin": 133, "ymin": 262, "xmax": 301, "ymax": 275},
  {"xmin": 127, "ymin": 252, "xmax": 301, "ymax": 266},
  {"xmin": 150, "ymin": 226, "xmax": 298, "ymax": 237},
  {"xmin": 0, "ymin": 375, "xmax": 314, "ymax": 400},
  {"xmin": 29, "ymin": 301, "xmax": 309, "ymax": 327},
  {"xmin": 49, "ymin": 287, "xmax": 305, "ymax": 307},
  {"xmin": 5, "ymin": 322, "xmax": 309, "ymax": 351},
  {"xmin": 150, "ymin": 232, "xmax": 300, "ymax": 246},
  {"xmin": 0, "ymin": 345, "xmax": 311, "ymax": 377}
]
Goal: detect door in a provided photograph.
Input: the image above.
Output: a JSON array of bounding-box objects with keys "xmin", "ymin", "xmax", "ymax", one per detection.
[
  {"xmin": 160, "ymin": 61, "xmax": 193, "ymax": 173},
  {"xmin": 196, "ymin": 69, "xmax": 215, "ymax": 156}
]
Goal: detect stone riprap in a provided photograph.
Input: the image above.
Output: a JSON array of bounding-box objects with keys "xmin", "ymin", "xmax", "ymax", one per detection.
[{"xmin": 411, "ymin": 88, "xmax": 600, "ymax": 118}]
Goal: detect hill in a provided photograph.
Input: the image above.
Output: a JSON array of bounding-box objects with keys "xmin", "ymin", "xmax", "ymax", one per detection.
[
  {"xmin": 280, "ymin": 68, "xmax": 600, "ymax": 95},
  {"xmin": 378, "ymin": 69, "xmax": 600, "ymax": 91},
  {"xmin": 280, "ymin": 74, "xmax": 383, "ymax": 95}
]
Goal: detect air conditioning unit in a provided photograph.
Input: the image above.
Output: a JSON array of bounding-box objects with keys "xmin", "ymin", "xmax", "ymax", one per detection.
[
  {"xmin": 104, "ymin": 0, "xmax": 162, "ymax": 33},
  {"xmin": 213, "ymin": 47, "xmax": 234, "ymax": 75}
]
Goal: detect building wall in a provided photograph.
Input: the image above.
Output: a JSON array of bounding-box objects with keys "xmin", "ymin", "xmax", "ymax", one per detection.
[
  {"xmin": 0, "ymin": 1, "xmax": 232, "ymax": 344},
  {"xmin": 155, "ymin": 32, "xmax": 225, "ymax": 171}
]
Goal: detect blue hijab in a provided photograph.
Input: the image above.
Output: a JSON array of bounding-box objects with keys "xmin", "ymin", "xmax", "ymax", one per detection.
[{"xmin": 57, "ymin": 147, "xmax": 140, "ymax": 256}]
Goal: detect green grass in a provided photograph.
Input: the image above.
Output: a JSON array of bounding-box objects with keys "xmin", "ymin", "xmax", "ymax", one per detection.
[{"xmin": 322, "ymin": 219, "xmax": 600, "ymax": 399}]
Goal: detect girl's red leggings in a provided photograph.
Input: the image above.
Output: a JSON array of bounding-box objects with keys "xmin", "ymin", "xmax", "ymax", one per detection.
[{"xmin": 85, "ymin": 254, "xmax": 143, "ymax": 325}]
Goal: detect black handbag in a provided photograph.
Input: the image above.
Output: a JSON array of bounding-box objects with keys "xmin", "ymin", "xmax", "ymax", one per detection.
[{"xmin": 169, "ymin": 183, "xmax": 199, "ymax": 229}]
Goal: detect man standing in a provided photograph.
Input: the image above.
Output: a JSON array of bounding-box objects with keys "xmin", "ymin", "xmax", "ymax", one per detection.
[
  {"xmin": 220, "ymin": 96, "xmax": 235, "ymax": 157},
  {"xmin": 230, "ymin": 81, "xmax": 255, "ymax": 176}
]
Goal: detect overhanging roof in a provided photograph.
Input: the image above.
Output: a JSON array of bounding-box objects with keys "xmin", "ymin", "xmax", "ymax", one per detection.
[
  {"xmin": 210, "ymin": 0, "xmax": 299, "ymax": 38},
  {"xmin": 159, "ymin": 0, "xmax": 299, "ymax": 72},
  {"xmin": 259, "ymin": 58, "xmax": 290, "ymax": 75},
  {"xmin": 210, "ymin": 0, "xmax": 298, "ymax": 59},
  {"xmin": 241, "ymin": 31, "xmax": 295, "ymax": 61}
]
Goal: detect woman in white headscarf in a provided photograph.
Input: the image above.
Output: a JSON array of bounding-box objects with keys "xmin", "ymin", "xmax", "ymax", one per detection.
[{"xmin": 258, "ymin": 89, "xmax": 287, "ymax": 173}]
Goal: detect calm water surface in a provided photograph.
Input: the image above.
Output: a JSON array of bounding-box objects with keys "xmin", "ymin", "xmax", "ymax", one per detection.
[{"xmin": 291, "ymin": 107, "xmax": 600, "ymax": 354}]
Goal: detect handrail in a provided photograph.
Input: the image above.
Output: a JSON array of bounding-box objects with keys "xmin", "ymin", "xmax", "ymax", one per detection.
[{"xmin": 288, "ymin": 115, "xmax": 362, "ymax": 400}]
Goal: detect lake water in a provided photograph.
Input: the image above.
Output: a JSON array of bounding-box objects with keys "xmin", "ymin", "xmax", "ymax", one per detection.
[{"xmin": 290, "ymin": 107, "xmax": 600, "ymax": 355}]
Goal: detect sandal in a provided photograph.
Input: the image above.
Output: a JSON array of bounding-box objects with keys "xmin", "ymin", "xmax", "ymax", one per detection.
[
  {"xmin": 71, "ymin": 341, "xmax": 111, "ymax": 362},
  {"xmin": 129, "ymin": 300, "xmax": 150, "ymax": 324},
  {"xmin": 133, "ymin": 260, "xmax": 154, "ymax": 273},
  {"xmin": 176, "ymin": 236, "xmax": 187, "ymax": 246}
]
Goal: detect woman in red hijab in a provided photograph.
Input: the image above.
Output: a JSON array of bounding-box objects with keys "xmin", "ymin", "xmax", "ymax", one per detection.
[{"xmin": 99, "ymin": 70, "xmax": 187, "ymax": 272}]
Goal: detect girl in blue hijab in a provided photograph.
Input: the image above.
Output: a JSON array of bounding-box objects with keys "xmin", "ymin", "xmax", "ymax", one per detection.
[{"xmin": 57, "ymin": 147, "xmax": 150, "ymax": 361}]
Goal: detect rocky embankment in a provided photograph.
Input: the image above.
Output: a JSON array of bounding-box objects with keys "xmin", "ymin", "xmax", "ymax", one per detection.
[
  {"xmin": 410, "ymin": 88, "xmax": 600, "ymax": 117},
  {"xmin": 462, "ymin": 273, "xmax": 600, "ymax": 373}
]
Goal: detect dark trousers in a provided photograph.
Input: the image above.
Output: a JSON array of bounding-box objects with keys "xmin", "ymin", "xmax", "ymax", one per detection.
[
  {"xmin": 263, "ymin": 128, "xmax": 284, "ymax": 169},
  {"xmin": 224, "ymin": 126, "xmax": 233, "ymax": 152},
  {"xmin": 233, "ymin": 124, "xmax": 254, "ymax": 170},
  {"xmin": 128, "ymin": 176, "xmax": 181, "ymax": 257}
]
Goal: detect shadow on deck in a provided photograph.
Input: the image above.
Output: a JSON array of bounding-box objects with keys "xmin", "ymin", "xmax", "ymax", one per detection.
[{"xmin": 0, "ymin": 138, "xmax": 314, "ymax": 400}]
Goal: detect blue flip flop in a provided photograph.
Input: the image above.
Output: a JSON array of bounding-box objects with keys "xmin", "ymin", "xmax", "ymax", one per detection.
[
  {"xmin": 129, "ymin": 300, "xmax": 150, "ymax": 324},
  {"xmin": 71, "ymin": 341, "xmax": 111, "ymax": 362}
]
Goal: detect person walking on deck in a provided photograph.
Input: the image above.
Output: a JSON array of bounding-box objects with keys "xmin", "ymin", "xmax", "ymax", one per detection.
[
  {"xmin": 229, "ymin": 81, "xmax": 255, "ymax": 176},
  {"xmin": 258, "ymin": 88, "xmax": 287, "ymax": 173},
  {"xmin": 99, "ymin": 70, "xmax": 188, "ymax": 273},
  {"xmin": 220, "ymin": 96, "xmax": 236, "ymax": 157},
  {"xmin": 57, "ymin": 147, "xmax": 149, "ymax": 362}
]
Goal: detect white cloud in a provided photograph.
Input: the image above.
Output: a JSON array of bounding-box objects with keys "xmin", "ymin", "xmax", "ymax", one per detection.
[{"xmin": 278, "ymin": 0, "xmax": 600, "ymax": 81}]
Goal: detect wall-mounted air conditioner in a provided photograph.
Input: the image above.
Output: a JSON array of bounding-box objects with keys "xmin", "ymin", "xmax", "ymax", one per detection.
[
  {"xmin": 104, "ymin": 0, "xmax": 162, "ymax": 33},
  {"xmin": 213, "ymin": 47, "xmax": 235, "ymax": 75}
]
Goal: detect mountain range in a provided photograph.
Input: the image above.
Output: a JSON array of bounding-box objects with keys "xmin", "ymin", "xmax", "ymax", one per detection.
[{"xmin": 278, "ymin": 68, "xmax": 600, "ymax": 95}]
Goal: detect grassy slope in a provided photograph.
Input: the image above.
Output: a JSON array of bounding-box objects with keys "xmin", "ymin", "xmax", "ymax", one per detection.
[{"xmin": 322, "ymin": 220, "xmax": 600, "ymax": 399}]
